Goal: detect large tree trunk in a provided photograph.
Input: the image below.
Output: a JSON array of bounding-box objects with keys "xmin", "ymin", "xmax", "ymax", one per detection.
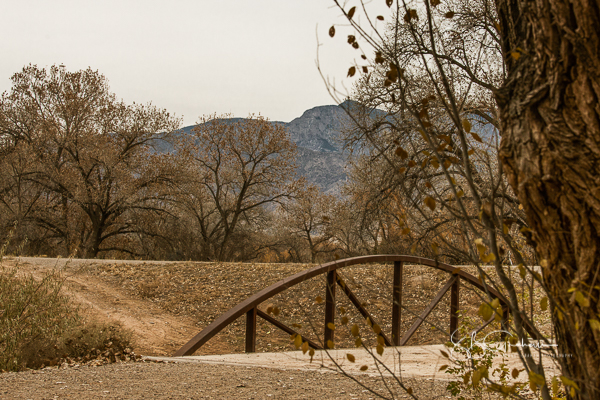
[{"xmin": 496, "ymin": 0, "xmax": 600, "ymax": 398}]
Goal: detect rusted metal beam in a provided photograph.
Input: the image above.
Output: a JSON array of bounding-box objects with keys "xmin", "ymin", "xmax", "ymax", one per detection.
[
  {"xmin": 392, "ymin": 261, "xmax": 403, "ymax": 345},
  {"xmin": 256, "ymin": 309, "xmax": 322, "ymax": 350},
  {"xmin": 324, "ymin": 270, "xmax": 336, "ymax": 346},
  {"xmin": 399, "ymin": 275, "xmax": 458, "ymax": 346},
  {"xmin": 450, "ymin": 276, "xmax": 460, "ymax": 339},
  {"xmin": 245, "ymin": 307, "xmax": 257, "ymax": 353},
  {"xmin": 336, "ymin": 275, "xmax": 393, "ymax": 347}
]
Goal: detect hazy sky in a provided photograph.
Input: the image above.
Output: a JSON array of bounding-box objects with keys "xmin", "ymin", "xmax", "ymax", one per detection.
[{"xmin": 0, "ymin": 0, "xmax": 387, "ymax": 126}]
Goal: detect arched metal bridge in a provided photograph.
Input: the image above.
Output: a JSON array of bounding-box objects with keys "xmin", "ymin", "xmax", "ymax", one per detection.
[{"xmin": 174, "ymin": 255, "xmax": 535, "ymax": 356}]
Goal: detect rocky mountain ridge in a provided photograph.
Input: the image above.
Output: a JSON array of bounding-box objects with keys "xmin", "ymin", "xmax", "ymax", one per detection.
[{"xmin": 180, "ymin": 103, "xmax": 354, "ymax": 193}]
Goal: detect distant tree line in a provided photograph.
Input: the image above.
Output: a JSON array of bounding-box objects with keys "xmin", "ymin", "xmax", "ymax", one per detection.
[{"xmin": 0, "ymin": 65, "xmax": 436, "ymax": 263}]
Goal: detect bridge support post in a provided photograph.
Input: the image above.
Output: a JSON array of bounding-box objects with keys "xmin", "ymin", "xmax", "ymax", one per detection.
[
  {"xmin": 324, "ymin": 270, "xmax": 336, "ymax": 347},
  {"xmin": 450, "ymin": 277, "xmax": 460, "ymax": 340},
  {"xmin": 245, "ymin": 307, "xmax": 257, "ymax": 353},
  {"xmin": 392, "ymin": 261, "xmax": 403, "ymax": 345}
]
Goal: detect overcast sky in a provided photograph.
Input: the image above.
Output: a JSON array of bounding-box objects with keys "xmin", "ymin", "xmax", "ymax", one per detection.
[{"xmin": 0, "ymin": 0, "xmax": 389, "ymax": 127}]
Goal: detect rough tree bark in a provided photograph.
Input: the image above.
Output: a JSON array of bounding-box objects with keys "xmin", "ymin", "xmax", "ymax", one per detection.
[{"xmin": 496, "ymin": 0, "xmax": 600, "ymax": 398}]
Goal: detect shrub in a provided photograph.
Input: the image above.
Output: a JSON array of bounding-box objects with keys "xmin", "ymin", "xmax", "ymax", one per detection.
[{"xmin": 0, "ymin": 254, "xmax": 133, "ymax": 371}]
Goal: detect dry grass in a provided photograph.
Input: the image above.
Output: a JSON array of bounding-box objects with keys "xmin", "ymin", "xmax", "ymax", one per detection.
[{"xmin": 78, "ymin": 261, "xmax": 551, "ymax": 355}]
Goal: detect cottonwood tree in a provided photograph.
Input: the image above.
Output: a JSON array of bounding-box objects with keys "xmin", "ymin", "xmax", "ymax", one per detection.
[
  {"xmin": 177, "ymin": 115, "xmax": 299, "ymax": 261},
  {"xmin": 318, "ymin": 0, "xmax": 575, "ymax": 398},
  {"xmin": 278, "ymin": 183, "xmax": 337, "ymax": 263},
  {"xmin": 496, "ymin": 0, "xmax": 600, "ymax": 398},
  {"xmin": 0, "ymin": 65, "xmax": 180, "ymax": 258}
]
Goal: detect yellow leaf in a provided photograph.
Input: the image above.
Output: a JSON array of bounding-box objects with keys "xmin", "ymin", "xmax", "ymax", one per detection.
[
  {"xmin": 302, "ymin": 340, "xmax": 309, "ymax": 354},
  {"xmin": 440, "ymin": 350, "xmax": 449, "ymax": 358},
  {"xmin": 273, "ymin": 306, "xmax": 280, "ymax": 316},
  {"xmin": 327, "ymin": 340, "xmax": 334, "ymax": 349},
  {"xmin": 468, "ymin": 149, "xmax": 475, "ymax": 155},
  {"xmin": 347, "ymin": 6, "xmax": 356, "ymax": 19},
  {"xmin": 376, "ymin": 344, "xmax": 384, "ymax": 356},
  {"xmin": 540, "ymin": 297, "xmax": 548, "ymax": 311},
  {"xmin": 511, "ymin": 51, "xmax": 521, "ymax": 60},
  {"xmin": 491, "ymin": 298, "xmax": 500, "ymax": 309},
  {"xmin": 407, "ymin": 387, "xmax": 413, "ymax": 395},
  {"xmin": 482, "ymin": 252, "xmax": 496, "ymax": 263},
  {"xmin": 462, "ymin": 119, "xmax": 472, "ymax": 132},
  {"xmin": 346, "ymin": 353, "xmax": 355, "ymax": 363},
  {"xmin": 560, "ymin": 375, "xmax": 579, "ymax": 390},
  {"xmin": 479, "ymin": 303, "xmax": 493, "ymax": 321},
  {"xmin": 372, "ymin": 324, "xmax": 381, "ymax": 334},
  {"xmin": 472, "ymin": 370, "xmax": 481, "ymax": 387},
  {"xmin": 377, "ymin": 335, "xmax": 385, "ymax": 346},
  {"xmin": 529, "ymin": 371, "xmax": 545, "ymax": 386},
  {"xmin": 518, "ymin": 264, "xmax": 526, "ymax": 279},
  {"xmin": 360, "ymin": 365, "xmax": 368, "ymax": 371},
  {"xmin": 355, "ymin": 337, "xmax": 362, "ymax": 347},
  {"xmin": 589, "ymin": 319, "xmax": 600, "ymax": 330},
  {"xmin": 471, "ymin": 132, "xmax": 483, "ymax": 142},
  {"xmin": 315, "ymin": 296, "xmax": 323, "ymax": 304},
  {"xmin": 294, "ymin": 334, "xmax": 302, "ymax": 348},
  {"xmin": 327, "ymin": 322, "xmax": 336, "ymax": 330},
  {"xmin": 365, "ymin": 317, "xmax": 372, "ymax": 327},
  {"xmin": 494, "ymin": 305, "xmax": 503, "ymax": 322},
  {"xmin": 341, "ymin": 316, "xmax": 349, "ymax": 325},
  {"xmin": 575, "ymin": 291, "xmax": 590, "ymax": 308},
  {"xmin": 351, "ymin": 324, "xmax": 359, "ymax": 337},
  {"xmin": 424, "ymin": 196, "xmax": 436, "ymax": 211},
  {"xmin": 309, "ymin": 347, "xmax": 315, "ymax": 362},
  {"xmin": 395, "ymin": 146, "xmax": 408, "ymax": 159},
  {"xmin": 439, "ymin": 364, "xmax": 448, "ymax": 371},
  {"xmin": 512, "ymin": 368, "xmax": 520, "ymax": 379}
]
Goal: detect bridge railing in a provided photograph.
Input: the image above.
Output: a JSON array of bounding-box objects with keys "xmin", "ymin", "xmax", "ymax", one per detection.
[{"xmin": 174, "ymin": 255, "xmax": 535, "ymax": 356}]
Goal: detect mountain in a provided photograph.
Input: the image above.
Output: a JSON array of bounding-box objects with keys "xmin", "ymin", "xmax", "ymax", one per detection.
[{"xmin": 177, "ymin": 103, "xmax": 355, "ymax": 194}]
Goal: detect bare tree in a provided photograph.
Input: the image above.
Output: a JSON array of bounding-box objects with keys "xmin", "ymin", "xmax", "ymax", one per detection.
[
  {"xmin": 278, "ymin": 183, "xmax": 337, "ymax": 263},
  {"xmin": 178, "ymin": 114, "xmax": 299, "ymax": 261},
  {"xmin": 319, "ymin": 0, "xmax": 564, "ymax": 398},
  {"xmin": 0, "ymin": 65, "xmax": 181, "ymax": 258}
]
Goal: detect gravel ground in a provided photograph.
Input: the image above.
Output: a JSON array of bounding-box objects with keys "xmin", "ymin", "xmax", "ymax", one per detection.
[{"xmin": 0, "ymin": 360, "xmax": 460, "ymax": 400}]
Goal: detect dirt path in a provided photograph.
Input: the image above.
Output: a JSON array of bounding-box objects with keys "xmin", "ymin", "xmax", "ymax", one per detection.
[
  {"xmin": 1, "ymin": 257, "xmax": 548, "ymax": 399},
  {"xmin": 8, "ymin": 257, "xmax": 230, "ymax": 356}
]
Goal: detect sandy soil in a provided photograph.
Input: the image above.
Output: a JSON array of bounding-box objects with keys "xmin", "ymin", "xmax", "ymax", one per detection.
[{"xmin": 0, "ymin": 257, "xmax": 551, "ymax": 399}]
